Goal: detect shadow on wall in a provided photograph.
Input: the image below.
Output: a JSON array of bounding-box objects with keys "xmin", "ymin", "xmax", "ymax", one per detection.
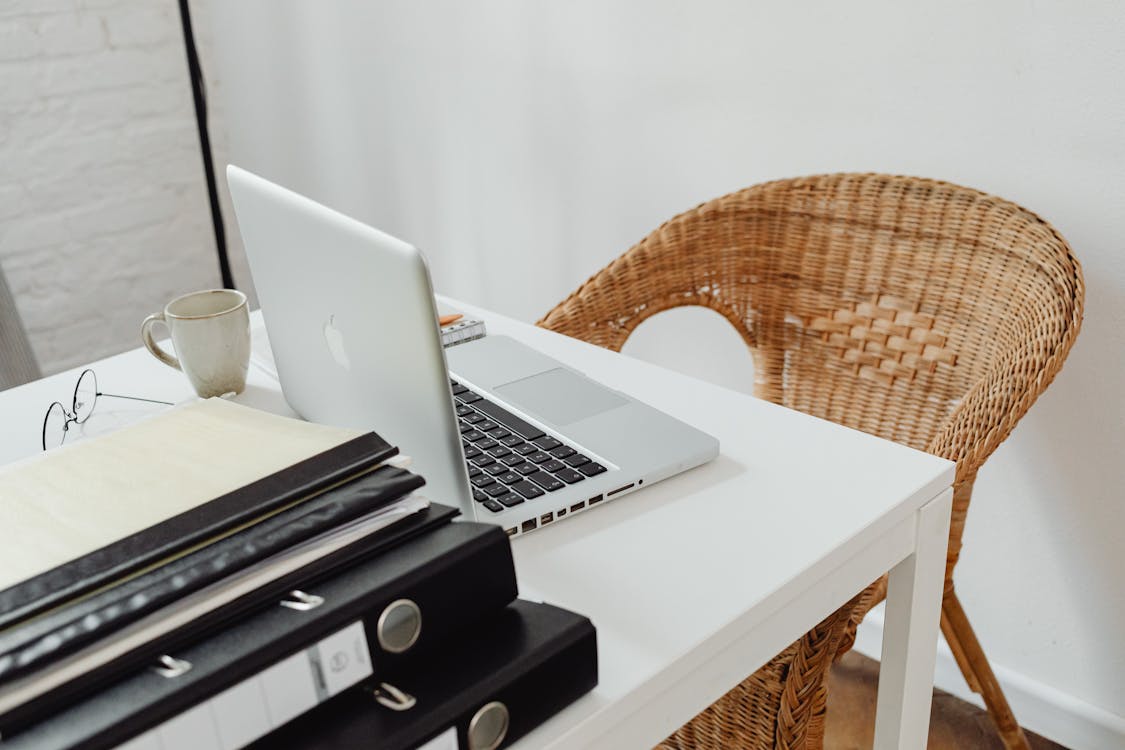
[
  {"xmin": 968, "ymin": 269, "xmax": 1125, "ymax": 702},
  {"xmin": 0, "ymin": 265, "xmax": 40, "ymax": 390}
]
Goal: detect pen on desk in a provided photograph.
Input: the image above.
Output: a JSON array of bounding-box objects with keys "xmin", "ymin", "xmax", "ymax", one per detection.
[{"xmin": 438, "ymin": 314, "xmax": 463, "ymax": 327}]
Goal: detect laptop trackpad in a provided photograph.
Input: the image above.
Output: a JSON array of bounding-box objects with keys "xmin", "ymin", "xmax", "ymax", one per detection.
[{"xmin": 493, "ymin": 367, "xmax": 628, "ymax": 426}]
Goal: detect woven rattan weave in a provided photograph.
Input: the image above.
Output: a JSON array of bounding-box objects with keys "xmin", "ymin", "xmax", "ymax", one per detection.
[{"xmin": 538, "ymin": 173, "xmax": 1084, "ymax": 749}]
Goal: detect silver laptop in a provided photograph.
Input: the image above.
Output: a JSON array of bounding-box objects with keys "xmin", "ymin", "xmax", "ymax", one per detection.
[{"xmin": 227, "ymin": 165, "xmax": 718, "ymax": 536}]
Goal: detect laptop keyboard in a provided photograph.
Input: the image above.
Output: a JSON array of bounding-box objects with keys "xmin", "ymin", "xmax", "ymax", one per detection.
[{"xmin": 451, "ymin": 379, "xmax": 606, "ymax": 513}]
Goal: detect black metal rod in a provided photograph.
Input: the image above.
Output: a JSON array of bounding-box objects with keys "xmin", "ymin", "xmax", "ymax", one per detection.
[{"xmin": 176, "ymin": 0, "xmax": 235, "ymax": 290}]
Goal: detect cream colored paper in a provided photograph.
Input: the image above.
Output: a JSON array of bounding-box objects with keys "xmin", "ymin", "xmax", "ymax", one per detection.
[{"xmin": 0, "ymin": 398, "xmax": 364, "ymax": 591}]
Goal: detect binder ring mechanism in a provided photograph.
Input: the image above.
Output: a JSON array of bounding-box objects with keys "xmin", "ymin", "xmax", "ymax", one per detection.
[
  {"xmin": 280, "ymin": 590, "xmax": 325, "ymax": 611},
  {"xmin": 370, "ymin": 682, "xmax": 417, "ymax": 712},
  {"xmin": 468, "ymin": 701, "xmax": 510, "ymax": 750},
  {"xmin": 377, "ymin": 598, "xmax": 422, "ymax": 654}
]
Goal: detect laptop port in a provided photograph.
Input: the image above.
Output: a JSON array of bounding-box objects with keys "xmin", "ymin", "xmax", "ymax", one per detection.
[
  {"xmin": 556, "ymin": 507, "xmax": 567, "ymax": 517},
  {"xmin": 588, "ymin": 494, "xmax": 604, "ymax": 505},
  {"xmin": 607, "ymin": 483, "xmax": 635, "ymax": 498},
  {"xmin": 540, "ymin": 512, "xmax": 554, "ymax": 525},
  {"xmin": 505, "ymin": 527, "xmax": 517, "ymax": 537},
  {"xmin": 521, "ymin": 518, "xmax": 537, "ymax": 533}
]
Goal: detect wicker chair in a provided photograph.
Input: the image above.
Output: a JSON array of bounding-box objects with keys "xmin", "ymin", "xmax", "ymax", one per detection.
[{"xmin": 537, "ymin": 173, "xmax": 1084, "ymax": 749}]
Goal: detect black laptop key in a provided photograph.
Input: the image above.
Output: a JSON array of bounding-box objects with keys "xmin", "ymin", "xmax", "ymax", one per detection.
[
  {"xmin": 486, "ymin": 428, "xmax": 511, "ymax": 440},
  {"xmin": 486, "ymin": 447, "xmax": 512, "ymax": 460},
  {"xmin": 482, "ymin": 499, "xmax": 504, "ymax": 513},
  {"xmin": 457, "ymin": 392, "xmax": 482, "ymax": 405},
  {"xmin": 513, "ymin": 443, "xmax": 538, "ymax": 456},
  {"xmin": 463, "ymin": 412, "xmax": 485, "ymax": 424},
  {"xmin": 467, "ymin": 467, "xmax": 482, "ymax": 479},
  {"xmin": 485, "ymin": 462, "xmax": 509, "ymax": 476},
  {"xmin": 458, "ymin": 423, "xmax": 476, "ymax": 434},
  {"xmin": 476, "ymin": 420, "xmax": 499, "ymax": 432},
  {"xmin": 554, "ymin": 467, "xmax": 585, "ymax": 484},
  {"xmin": 499, "ymin": 434, "xmax": 524, "ymax": 448},
  {"xmin": 463, "ymin": 445, "xmax": 482, "ymax": 460},
  {"xmin": 472, "ymin": 401, "xmax": 545, "ymax": 441},
  {"xmin": 527, "ymin": 471, "xmax": 564, "ymax": 492},
  {"xmin": 471, "ymin": 474, "xmax": 496, "ymax": 488},
  {"xmin": 540, "ymin": 459, "xmax": 565, "ymax": 473},
  {"xmin": 455, "ymin": 404, "xmax": 474, "ymax": 416},
  {"xmin": 475, "ymin": 438, "xmax": 498, "ymax": 450},
  {"xmin": 549, "ymin": 445, "xmax": 576, "ymax": 459},
  {"xmin": 462, "ymin": 429, "xmax": 485, "ymax": 442},
  {"xmin": 497, "ymin": 492, "xmax": 524, "ymax": 508},
  {"xmin": 533, "ymin": 436, "xmax": 562, "ymax": 451},
  {"xmin": 472, "ymin": 455, "xmax": 496, "ymax": 468},
  {"xmin": 510, "ymin": 480, "xmax": 545, "ymax": 499},
  {"xmin": 452, "ymin": 383, "xmax": 469, "ymax": 396},
  {"xmin": 578, "ymin": 461, "xmax": 607, "ymax": 477},
  {"xmin": 526, "ymin": 451, "xmax": 551, "ymax": 464},
  {"xmin": 499, "ymin": 453, "xmax": 526, "ymax": 467},
  {"xmin": 485, "ymin": 483, "xmax": 510, "ymax": 498},
  {"xmin": 497, "ymin": 471, "xmax": 522, "ymax": 485},
  {"xmin": 472, "ymin": 488, "xmax": 488, "ymax": 503},
  {"xmin": 563, "ymin": 453, "xmax": 591, "ymax": 468}
]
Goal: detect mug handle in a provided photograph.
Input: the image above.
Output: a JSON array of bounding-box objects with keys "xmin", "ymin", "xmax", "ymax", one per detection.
[{"xmin": 141, "ymin": 312, "xmax": 181, "ymax": 371}]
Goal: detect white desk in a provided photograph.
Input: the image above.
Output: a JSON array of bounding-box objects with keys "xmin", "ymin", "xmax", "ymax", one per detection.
[{"xmin": 0, "ymin": 303, "xmax": 954, "ymax": 750}]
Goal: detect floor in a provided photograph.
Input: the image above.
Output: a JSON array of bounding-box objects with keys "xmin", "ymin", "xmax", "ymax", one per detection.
[{"xmin": 824, "ymin": 652, "xmax": 1067, "ymax": 749}]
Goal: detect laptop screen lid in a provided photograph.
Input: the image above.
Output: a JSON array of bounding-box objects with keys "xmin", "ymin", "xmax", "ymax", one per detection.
[{"xmin": 226, "ymin": 165, "xmax": 472, "ymax": 514}]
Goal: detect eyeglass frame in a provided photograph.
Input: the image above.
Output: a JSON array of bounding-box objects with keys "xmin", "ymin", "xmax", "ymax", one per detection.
[{"xmin": 42, "ymin": 369, "xmax": 173, "ymax": 451}]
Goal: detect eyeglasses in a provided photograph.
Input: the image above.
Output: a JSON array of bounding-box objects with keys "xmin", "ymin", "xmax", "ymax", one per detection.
[{"xmin": 42, "ymin": 369, "xmax": 173, "ymax": 451}]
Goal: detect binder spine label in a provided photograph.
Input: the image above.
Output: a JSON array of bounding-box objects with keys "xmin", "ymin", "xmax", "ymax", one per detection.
[
  {"xmin": 417, "ymin": 727, "xmax": 459, "ymax": 750},
  {"xmin": 115, "ymin": 620, "xmax": 374, "ymax": 750},
  {"xmin": 312, "ymin": 620, "xmax": 374, "ymax": 699}
]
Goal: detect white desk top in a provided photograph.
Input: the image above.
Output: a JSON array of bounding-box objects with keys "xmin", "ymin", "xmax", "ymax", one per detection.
[{"xmin": 0, "ymin": 302, "xmax": 954, "ymax": 748}]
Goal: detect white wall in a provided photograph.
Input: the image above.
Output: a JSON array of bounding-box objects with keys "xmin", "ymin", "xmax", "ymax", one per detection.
[
  {"xmin": 0, "ymin": 0, "xmax": 243, "ymax": 377},
  {"xmin": 205, "ymin": 1, "xmax": 1125, "ymax": 745}
]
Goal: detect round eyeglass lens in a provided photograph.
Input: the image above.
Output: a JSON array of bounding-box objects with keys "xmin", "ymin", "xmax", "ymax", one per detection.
[
  {"xmin": 43, "ymin": 401, "xmax": 69, "ymax": 450},
  {"xmin": 74, "ymin": 369, "xmax": 98, "ymax": 423}
]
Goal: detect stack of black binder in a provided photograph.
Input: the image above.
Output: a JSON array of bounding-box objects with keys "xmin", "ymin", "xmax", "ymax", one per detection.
[{"xmin": 0, "ymin": 401, "xmax": 597, "ymax": 750}]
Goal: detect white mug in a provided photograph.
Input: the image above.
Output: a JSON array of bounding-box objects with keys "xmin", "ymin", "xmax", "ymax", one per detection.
[{"xmin": 141, "ymin": 289, "xmax": 250, "ymax": 398}]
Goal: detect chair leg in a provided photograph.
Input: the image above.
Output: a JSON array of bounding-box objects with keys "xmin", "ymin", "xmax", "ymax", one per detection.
[
  {"xmin": 941, "ymin": 591, "xmax": 1030, "ymax": 750},
  {"xmin": 940, "ymin": 607, "xmax": 982, "ymax": 693}
]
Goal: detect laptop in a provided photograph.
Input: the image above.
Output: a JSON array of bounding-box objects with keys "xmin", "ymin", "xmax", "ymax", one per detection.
[{"xmin": 226, "ymin": 165, "xmax": 719, "ymax": 536}]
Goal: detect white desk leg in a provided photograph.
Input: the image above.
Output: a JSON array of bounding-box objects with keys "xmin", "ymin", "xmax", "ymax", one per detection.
[{"xmin": 873, "ymin": 488, "xmax": 953, "ymax": 750}]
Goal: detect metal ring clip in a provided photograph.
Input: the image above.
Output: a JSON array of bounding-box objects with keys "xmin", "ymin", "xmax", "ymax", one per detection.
[
  {"xmin": 371, "ymin": 682, "xmax": 417, "ymax": 712},
  {"xmin": 152, "ymin": 654, "xmax": 192, "ymax": 678},
  {"xmin": 468, "ymin": 701, "xmax": 510, "ymax": 750},
  {"xmin": 280, "ymin": 590, "xmax": 325, "ymax": 611}
]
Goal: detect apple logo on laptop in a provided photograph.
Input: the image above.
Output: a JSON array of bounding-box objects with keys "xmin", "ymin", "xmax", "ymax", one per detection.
[{"xmin": 323, "ymin": 315, "xmax": 351, "ymax": 370}]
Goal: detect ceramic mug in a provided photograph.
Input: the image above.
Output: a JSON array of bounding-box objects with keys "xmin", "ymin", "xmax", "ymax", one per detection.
[{"xmin": 141, "ymin": 289, "xmax": 250, "ymax": 398}]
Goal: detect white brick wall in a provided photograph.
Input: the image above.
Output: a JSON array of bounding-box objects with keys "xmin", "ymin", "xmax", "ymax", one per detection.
[{"xmin": 0, "ymin": 0, "xmax": 242, "ymax": 378}]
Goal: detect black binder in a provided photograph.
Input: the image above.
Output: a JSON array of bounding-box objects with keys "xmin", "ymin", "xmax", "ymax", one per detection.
[
  {"xmin": 252, "ymin": 599, "xmax": 598, "ymax": 750},
  {"xmin": 0, "ymin": 489, "xmax": 454, "ymax": 737},
  {"xmin": 0, "ymin": 465, "xmax": 425, "ymax": 681},
  {"xmin": 4, "ymin": 519, "xmax": 517, "ymax": 750},
  {"xmin": 0, "ymin": 433, "xmax": 396, "ymax": 632}
]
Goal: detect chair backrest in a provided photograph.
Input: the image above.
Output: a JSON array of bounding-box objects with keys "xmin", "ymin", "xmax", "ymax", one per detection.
[
  {"xmin": 539, "ymin": 173, "xmax": 1084, "ymax": 482},
  {"xmin": 0, "ymin": 265, "xmax": 41, "ymax": 390}
]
